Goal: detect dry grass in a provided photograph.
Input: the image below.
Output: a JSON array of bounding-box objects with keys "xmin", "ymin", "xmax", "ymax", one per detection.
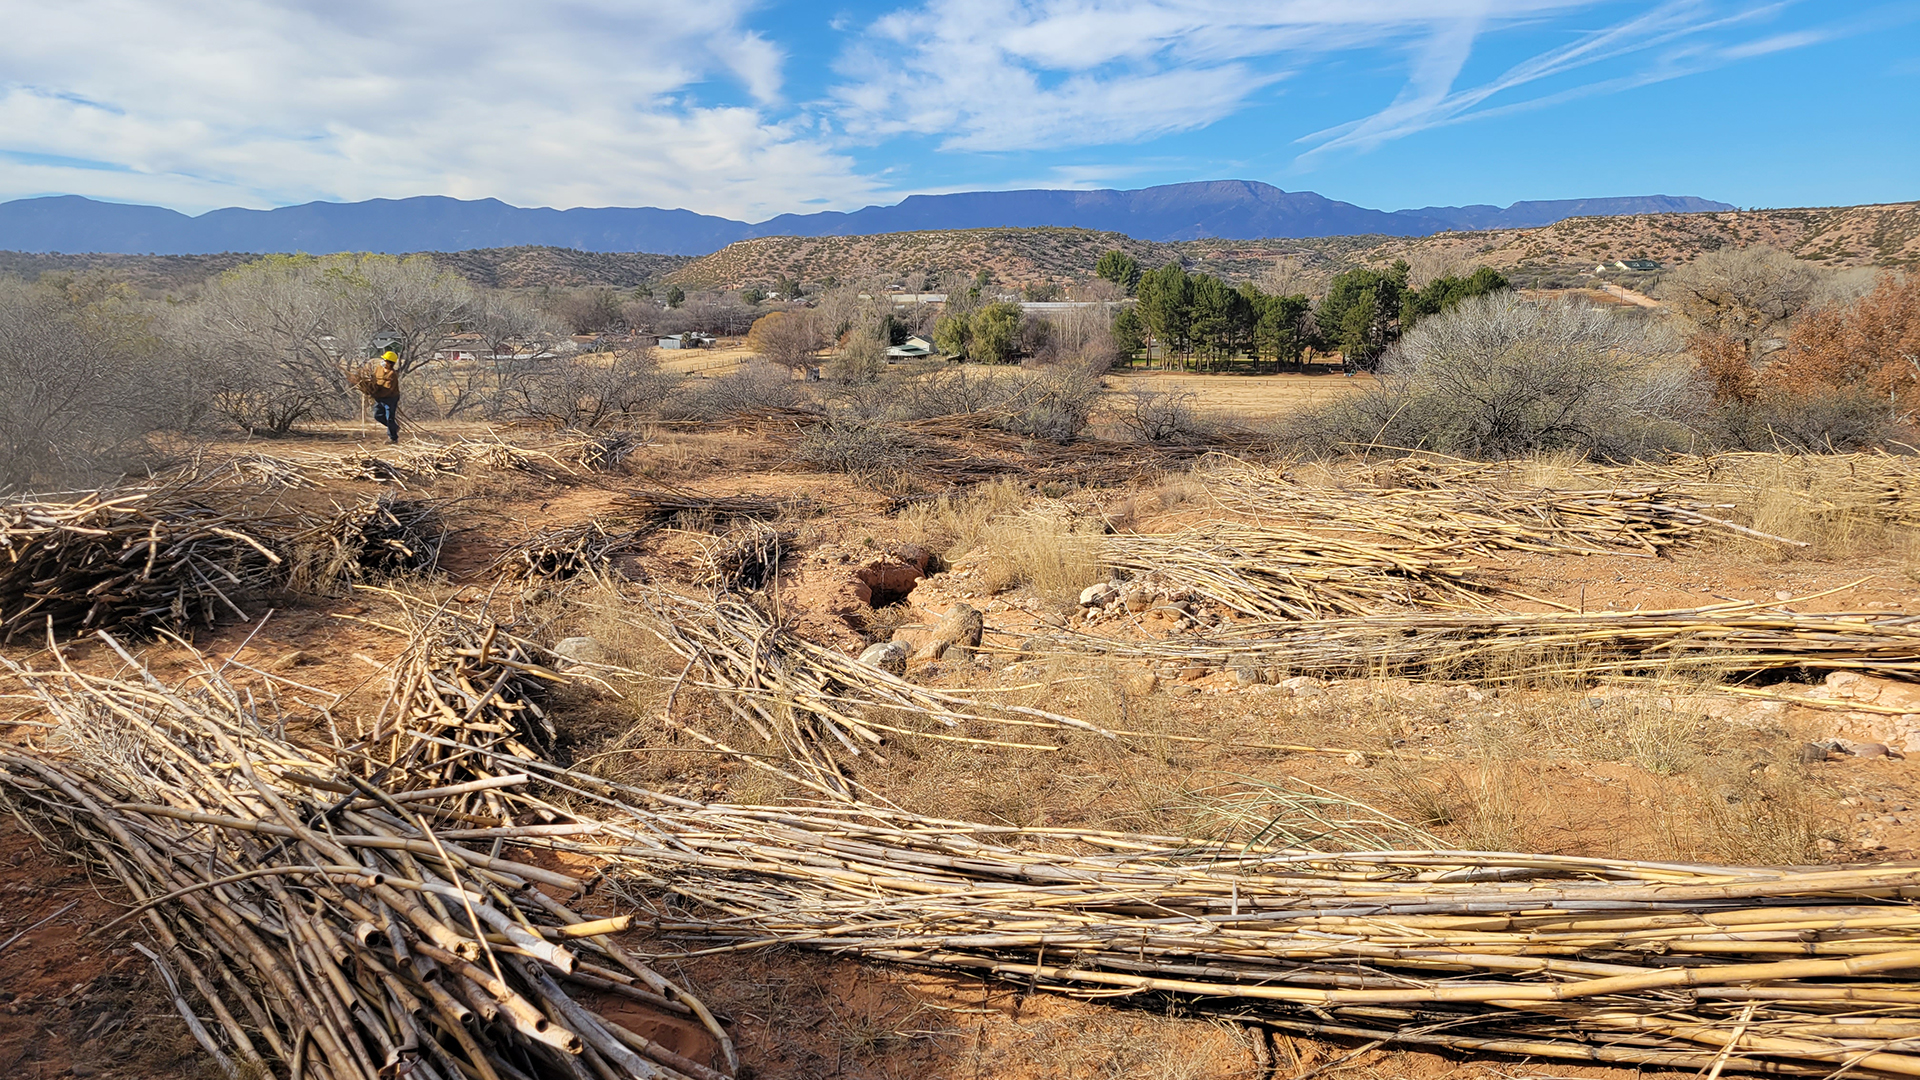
[{"xmin": 895, "ymin": 481, "xmax": 1106, "ymax": 603}]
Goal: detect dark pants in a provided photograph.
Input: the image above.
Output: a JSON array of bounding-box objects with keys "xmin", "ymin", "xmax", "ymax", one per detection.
[{"xmin": 373, "ymin": 398, "xmax": 399, "ymax": 443}]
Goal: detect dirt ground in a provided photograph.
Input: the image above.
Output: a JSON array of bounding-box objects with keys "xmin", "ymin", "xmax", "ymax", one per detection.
[{"xmin": 4, "ymin": 416, "xmax": 1918, "ymax": 1080}]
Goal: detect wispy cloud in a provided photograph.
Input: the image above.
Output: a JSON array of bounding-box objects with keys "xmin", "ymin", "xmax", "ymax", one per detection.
[
  {"xmin": 1295, "ymin": 1, "xmax": 1849, "ymax": 159},
  {"xmin": 0, "ymin": 1, "xmax": 876, "ymax": 217},
  {"xmin": 824, "ymin": 1, "xmax": 1589, "ymax": 152}
]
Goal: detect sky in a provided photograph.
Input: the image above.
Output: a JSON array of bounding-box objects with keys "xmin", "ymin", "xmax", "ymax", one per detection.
[{"xmin": 0, "ymin": 0, "xmax": 1915, "ymax": 221}]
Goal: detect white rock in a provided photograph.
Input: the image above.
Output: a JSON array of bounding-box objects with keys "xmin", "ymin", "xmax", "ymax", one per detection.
[
  {"xmin": 1079, "ymin": 582, "xmax": 1118, "ymax": 608},
  {"xmin": 551, "ymin": 636, "xmax": 606, "ymax": 670},
  {"xmin": 857, "ymin": 640, "xmax": 909, "ymax": 676}
]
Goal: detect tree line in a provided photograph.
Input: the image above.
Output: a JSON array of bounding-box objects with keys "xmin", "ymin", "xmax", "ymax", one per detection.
[{"xmin": 1094, "ymin": 250, "xmax": 1509, "ymax": 371}]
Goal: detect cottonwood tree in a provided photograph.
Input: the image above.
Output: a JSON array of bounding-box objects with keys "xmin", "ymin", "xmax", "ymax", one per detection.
[
  {"xmin": 1657, "ymin": 246, "xmax": 1820, "ymax": 363},
  {"xmin": 746, "ymin": 310, "xmax": 823, "ymax": 370}
]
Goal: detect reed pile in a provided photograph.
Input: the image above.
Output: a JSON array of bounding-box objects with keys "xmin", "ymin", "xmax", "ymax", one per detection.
[
  {"xmin": 695, "ymin": 523, "xmax": 786, "ymax": 593},
  {"xmin": 632, "ymin": 592, "xmax": 1112, "ymax": 800},
  {"xmin": 0, "ymin": 633, "xmax": 737, "ymax": 1080},
  {"xmin": 0, "ymin": 485, "xmax": 285, "ymax": 641},
  {"xmin": 1202, "ymin": 457, "xmax": 1794, "ymax": 557},
  {"xmin": 1061, "ymin": 596, "xmax": 1920, "ymax": 681},
  {"xmin": 1106, "ymin": 525, "xmax": 1492, "ymax": 619},
  {"xmin": 12, "ymin": 630, "xmax": 1920, "ymax": 1078},
  {"xmin": 291, "ymin": 494, "xmax": 446, "ymax": 592}
]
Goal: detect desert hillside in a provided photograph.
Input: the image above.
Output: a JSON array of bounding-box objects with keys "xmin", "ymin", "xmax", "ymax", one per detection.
[{"xmin": 671, "ymin": 201, "xmax": 1920, "ymax": 290}]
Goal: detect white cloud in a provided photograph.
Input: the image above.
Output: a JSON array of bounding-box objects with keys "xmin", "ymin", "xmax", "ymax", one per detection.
[
  {"xmin": 0, "ymin": 0, "xmax": 878, "ymax": 217},
  {"xmin": 826, "ymin": 0, "xmax": 1588, "ymax": 152}
]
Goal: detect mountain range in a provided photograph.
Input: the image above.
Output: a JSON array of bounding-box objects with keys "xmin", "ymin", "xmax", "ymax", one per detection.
[{"xmin": 0, "ymin": 181, "xmax": 1732, "ymax": 257}]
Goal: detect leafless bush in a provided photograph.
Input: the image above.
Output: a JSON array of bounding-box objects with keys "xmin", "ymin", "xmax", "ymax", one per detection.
[
  {"xmin": 0, "ymin": 276, "xmax": 178, "ymax": 490},
  {"xmin": 1118, "ymin": 388, "xmax": 1207, "ymax": 444},
  {"xmin": 827, "ymin": 333, "xmax": 887, "ymax": 383},
  {"xmin": 794, "ymin": 420, "xmax": 909, "ymax": 479},
  {"xmin": 664, "ymin": 362, "xmax": 808, "ymax": 420},
  {"xmin": 1704, "ymin": 390, "xmax": 1893, "ymax": 452},
  {"xmin": 1282, "ymin": 294, "xmax": 1699, "ymax": 459},
  {"xmin": 501, "ymin": 348, "xmax": 674, "ymax": 428}
]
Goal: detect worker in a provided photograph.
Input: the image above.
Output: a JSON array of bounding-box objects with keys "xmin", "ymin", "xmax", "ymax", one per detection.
[{"xmin": 357, "ymin": 350, "xmax": 403, "ymax": 443}]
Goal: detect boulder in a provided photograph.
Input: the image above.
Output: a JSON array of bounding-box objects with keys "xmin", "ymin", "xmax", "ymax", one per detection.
[
  {"xmin": 857, "ymin": 640, "xmax": 909, "ymax": 676},
  {"xmin": 551, "ymin": 636, "xmax": 606, "ymax": 670},
  {"xmin": 912, "ymin": 602, "xmax": 985, "ymax": 661},
  {"xmin": 1079, "ymin": 582, "xmax": 1118, "ymax": 608}
]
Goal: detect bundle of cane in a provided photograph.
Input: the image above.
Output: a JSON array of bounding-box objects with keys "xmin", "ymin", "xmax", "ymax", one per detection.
[
  {"xmin": 0, "ymin": 635, "xmax": 738, "ymax": 1080},
  {"xmin": 1054, "ymin": 595, "xmax": 1920, "ymax": 682},
  {"xmin": 628, "ymin": 592, "xmax": 1114, "ymax": 801},
  {"xmin": 0, "ymin": 483, "xmax": 286, "ymax": 641}
]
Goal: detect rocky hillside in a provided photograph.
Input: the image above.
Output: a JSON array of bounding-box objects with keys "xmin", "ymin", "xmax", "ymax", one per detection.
[{"xmin": 671, "ymin": 202, "xmax": 1920, "ymax": 291}]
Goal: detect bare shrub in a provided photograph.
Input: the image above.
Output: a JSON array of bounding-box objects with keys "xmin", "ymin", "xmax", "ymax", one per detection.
[
  {"xmin": 502, "ymin": 348, "xmax": 673, "ymax": 428},
  {"xmin": 1118, "ymin": 387, "xmax": 1206, "ymax": 444},
  {"xmin": 793, "ymin": 420, "xmax": 908, "ymax": 480},
  {"xmin": 0, "ymin": 276, "xmax": 177, "ymax": 489},
  {"xmin": 826, "ymin": 332, "xmax": 886, "ymax": 383},
  {"xmin": 665, "ymin": 362, "xmax": 807, "ymax": 420},
  {"xmin": 1283, "ymin": 295, "xmax": 1698, "ymax": 459}
]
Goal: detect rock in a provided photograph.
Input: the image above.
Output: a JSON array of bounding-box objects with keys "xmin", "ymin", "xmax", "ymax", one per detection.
[
  {"xmin": 1344, "ymin": 751, "xmax": 1370, "ymax": 767},
  {"xmin": 1123, "ymin": 589, "xmax": 1155, "ymax": 613},
  {"xmin": 1775, "ymin": 590, "xmax": 1793, "ymax": 601},
  {"xmin": 550, "ymin": 636, "xmax": 606, "ymax": 670},
  {"xmin": 912, "ymin": 602, "xmax": 984, "ymax": 661},
  {"xmin": 1230, "ymin": 664, "xmax": 1264, "ymax": 687},
  {"xmin": 1836, "ymin": 738, "xmax": 1894, "ymax": 759},
  {"xmin": 1168, "ymin": 684, "xmax": 1197, "ymax": 697},
  {"xmin": 1801, "ymin": 742, "xmax": 1836, "ymax": 763},
  {"xmin": 1079, "ymin": 582, "xmax": 1117, "ymax": 608},
  {"xmin": 1148, "ymin": 604, "xmax": 1190, "ymax": 621},
  {"xmin": 1279, "ymin": 675, "xmax": 1326, "ymax": 697},
  {"xmin": 1179, "ymin": 664, "xmax": 1210, "ymax": 682},
  {"xmin": 858, "ymin": 640, "xmax": 909, "ymax": 676},
  {"xmin": 1159, "ymin": 599, "xmax": 1192, "ymax": 615}
]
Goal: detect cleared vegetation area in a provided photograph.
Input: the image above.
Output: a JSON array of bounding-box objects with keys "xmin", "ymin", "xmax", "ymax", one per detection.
[{"xmin": 3, "ymin": 231, "xmax": 1920, "ymax": 1080}]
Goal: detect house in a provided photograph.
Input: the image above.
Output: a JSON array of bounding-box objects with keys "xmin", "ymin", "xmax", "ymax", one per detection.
[
  {"xmin": 1596, "ymin": 259, "xmax": 1661, "ymax": 273},
  {"xmin": 885, "ymin": 335, "xmax": 936, "ymax": 361},
  {"xmin": 657, "ymin": 333, "xmax": 715, "ymax": 350},
  {"xmin": 434, "ymin": 332, "xmax": 487, "ymax": 363}
]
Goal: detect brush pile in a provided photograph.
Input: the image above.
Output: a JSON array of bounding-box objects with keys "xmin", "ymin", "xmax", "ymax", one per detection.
[
  {"xmin": 696, "ymin": 523, "xmax": 786, "ymax": 593},
  {"xmin": 612, "ymin": 489, "xmax": 800, "ymax": 528},
  {"xmin": 292, "ymin": 493, "xmax": 446, "ymax": 592},
  {"xmin": 0, "ymin": 633, "xmax": 737, "ymax": 1080},
  {"xmin": 0, "ymin": 485, "xmax": 285, "ymax": 641},
  {"xmin": 494, "ymin": 522, "xmax": 651, "ymax": 583},
  {"xmin": 1064, "ymin": 596, "xmax": 1920, "ymax": 681}
]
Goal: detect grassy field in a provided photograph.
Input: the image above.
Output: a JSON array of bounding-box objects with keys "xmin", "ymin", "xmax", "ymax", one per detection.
[{"xmin": 1103, "ymin": 367, "xmax": 1377, "ymax": 421}]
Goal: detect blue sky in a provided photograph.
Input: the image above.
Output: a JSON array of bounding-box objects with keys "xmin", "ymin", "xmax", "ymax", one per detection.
[{"xmin": 1, "ymin": 1, "xmax": 1914, "ymax": 220}]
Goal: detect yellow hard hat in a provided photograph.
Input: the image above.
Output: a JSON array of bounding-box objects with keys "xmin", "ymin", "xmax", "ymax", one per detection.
[{"xmin": 381, "ymin": 350, "xmax": 398, "ymax": 362}]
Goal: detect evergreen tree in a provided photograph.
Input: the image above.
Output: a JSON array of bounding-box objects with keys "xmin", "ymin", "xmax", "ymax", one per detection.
[{"xmin": 1095, "ymin": 250, "xmax": 1143, "ymax": 294}]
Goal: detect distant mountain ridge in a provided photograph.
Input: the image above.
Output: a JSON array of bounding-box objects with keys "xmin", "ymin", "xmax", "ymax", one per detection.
[{"xmin": 0, "ymin": 182, "xmax": 1732, "ymax": 257}]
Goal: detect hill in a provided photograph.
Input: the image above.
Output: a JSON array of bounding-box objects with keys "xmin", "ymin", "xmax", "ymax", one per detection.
[
  {"xmin": 0, "ymin": 246, "xmax": 688, "ymax": 295},
  {"xmin": 0, "ymin": 184, "xmax": 1729, "ymax": 256},
  {"xmin": 671, "ymin": 202, "xmax": 1920, "ymax": 290}
]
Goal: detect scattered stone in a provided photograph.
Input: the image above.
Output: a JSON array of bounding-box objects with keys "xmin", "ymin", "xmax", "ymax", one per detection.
[
  {"xmin": 1775, "ymin": 590, "xmax": 1793, "ymax": 601},
  {"xmin": 912, "ymin": 602, "xmax": 985, "ymax": 661},
  {"xmin": 1123, "ymin": 589, "xmax": 1155, "ymax": 613},
  {"xmin": 1344, "ymin": 751, "xmax": 1370, "ymax": 767},
  {"xmin": 550, "ymin": 636, "xmax": 606, "ymax": 670},
  {"xmin": 1079, "ymin": 582, "xmax": 1117, "ymax": 608},
  {"xmin": 1168, "ymin": 684, "xmax": 1197, "ymax": 697},
  {"xmin": 1179, "ymin": 664, "xmax": 1210, "ymax": 682},
  {"xmin": 1279, "ymin": 675, "xmax": 1326, "ymax": 697},
  {"xmin": 857, "ymin": 640, "xmax": 909, "ymax": 676}
]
